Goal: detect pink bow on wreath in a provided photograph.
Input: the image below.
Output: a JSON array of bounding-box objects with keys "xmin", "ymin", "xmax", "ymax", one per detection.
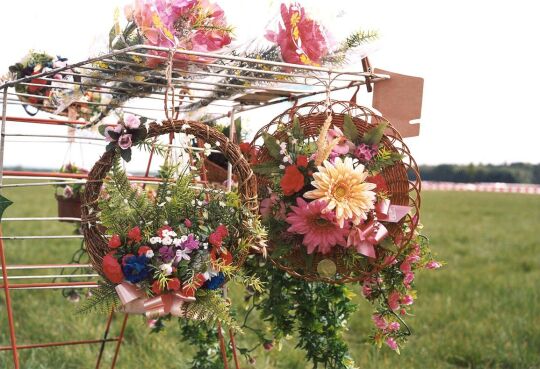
[
  {"xmin": 348, "ymin": 199, "xmax": 411, "ymax": 258},
  {"xmin": 115, "ymin": 282, "xmax": 194, "ymax": 319}
]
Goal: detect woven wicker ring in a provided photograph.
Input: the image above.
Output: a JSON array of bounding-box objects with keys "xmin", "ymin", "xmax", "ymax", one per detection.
[
  {"xmin": 252, "ymin": 100, "xmax": 421, "ymax": 284},
  {"xmin": 81, "ymin": 120, "xmax": 259, "ymax": 276}
]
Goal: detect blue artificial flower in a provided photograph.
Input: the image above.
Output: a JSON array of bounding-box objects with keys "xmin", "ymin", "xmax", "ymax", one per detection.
[
  {"xmin": 122, "ymin": 255, "xmax": 150, "ymax": 283},
  {"xmin": 204, "ymin": 272, "xmax": 225, "ymax": 290}
]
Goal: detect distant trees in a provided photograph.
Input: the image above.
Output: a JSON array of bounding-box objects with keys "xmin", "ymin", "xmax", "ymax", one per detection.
[{"xmin": 418, "ymin": 163, "xmax": 540, "ymax": 184}]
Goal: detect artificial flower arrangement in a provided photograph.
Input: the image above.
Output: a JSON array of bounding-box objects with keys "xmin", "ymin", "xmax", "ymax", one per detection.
[
  {"xmin": 110, "ymin": 0, "xmax": 233, "ymax": 67},
  {"xmin": 244, "ymin": 100, "xmax": 440, "ymax": 352},
  {"xmin": 8, "ymin": 51, "xmax": 71, "ymax": 115},
  {"xmin": 81, "ymin": 119, "xmax": 266, "ymax": 330},
  {"xmin": 55, "ymin": 163, "xmax": 88, "ymax": 221},
  {"xmin": 265, "ymin": 3, "xmax": 378, "ymax": 67},
  {"xmin": 100, "ymin": 112, "xmax": 149, "ymax": 162}
]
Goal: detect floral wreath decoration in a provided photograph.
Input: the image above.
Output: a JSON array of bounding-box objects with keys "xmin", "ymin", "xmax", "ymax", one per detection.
[
  {"xmin": 248, "ymin": 100, "xmax": 421, "ymax": 284},
  {"xmin": 80, "ymin": 116, "xmax": 266, "ymax": 327}
]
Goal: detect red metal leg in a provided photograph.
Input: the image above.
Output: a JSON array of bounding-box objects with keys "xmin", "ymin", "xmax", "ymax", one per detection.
[
  {"xmin": 0, "ymin": 226, "xmax": 20, "ymax": 368},
  {"xmin": 95, "ymin": 310, "xmax": 115, "ymax": 369},
  {"xmin": 110, "ymin": 309, "xmax": 129, "ymax": 368}
]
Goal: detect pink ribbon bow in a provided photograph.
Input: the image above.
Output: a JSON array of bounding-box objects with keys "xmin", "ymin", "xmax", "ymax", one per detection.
[
  {"xmin": 115, "ymin": 282, "xmax": 194, "ymax": 319},
  {"xmin": 348, "ymin": 199, "xmax": 411, "ymax": 258}
]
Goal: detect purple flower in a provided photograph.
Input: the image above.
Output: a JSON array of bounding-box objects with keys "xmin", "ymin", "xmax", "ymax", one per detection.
[
  {"xmin": 118, "ymin": 134, "xmax": 133, "ymax": 150},
  {"xmin": 159, "ymin": 246, "xmax": 175, "ymax": 262},
  {"xmin": 354, "ymin": 143, "xmax": 378, "ymax": 163},
  {"xmin": 181, "ymin": 234, "xmax": 200, "ymax": 250},
  {"xmin": 123, "ymin": 113, "xmax": 141, "ymax": 129},
  {"xmin": 104, "ymin": 124, "xmax": 122, "ymax": 142}
]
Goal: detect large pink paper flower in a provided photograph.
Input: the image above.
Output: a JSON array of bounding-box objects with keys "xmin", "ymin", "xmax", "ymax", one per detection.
[
  {"xmin": 286, "ymin": 198, "xmax": 348, "ymax": 254},
  {"xmin": 266, "ymin": 3, "xmax": 332, "ymax": 66},
  {"xmin": 129, "ymin": 0, "xmax": 232, "ymax": 66}
]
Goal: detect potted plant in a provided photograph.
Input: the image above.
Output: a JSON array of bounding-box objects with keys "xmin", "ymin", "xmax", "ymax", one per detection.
[{"xmin": 55, "ymin": 163, "xmax": 88, "ymax": 222}]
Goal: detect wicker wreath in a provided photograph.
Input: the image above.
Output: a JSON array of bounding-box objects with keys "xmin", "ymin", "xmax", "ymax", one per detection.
[
  {"xmin": 252, "ymin": 100, "xmax": 421, "ymax": 284},
  {"xmin": 82, "ymin": 120, "xmax": 259, "ymax": 276}
]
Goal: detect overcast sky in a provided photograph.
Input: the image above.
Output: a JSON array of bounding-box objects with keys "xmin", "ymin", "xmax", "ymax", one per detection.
[{"xmin": 0, "ymin": 0, "xmax": 539, "ymax": 171}]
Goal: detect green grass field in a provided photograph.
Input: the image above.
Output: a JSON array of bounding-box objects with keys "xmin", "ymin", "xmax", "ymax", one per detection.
[{"xmin": 1, "ymin": 185, "xmax": 539, "ymax": 369}]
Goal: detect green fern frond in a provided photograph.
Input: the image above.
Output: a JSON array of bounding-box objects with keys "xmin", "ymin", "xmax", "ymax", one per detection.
[
  {"xmin": 184, "ymin": 291, "xmax": 240, "ymax": 331},
  {"xmin": 342, "ymin": 29, "xmax": 379, "ymax": 50},
  {"xmin": 77, "ymin": 282, "xmax": 120, "ymax": 315}
]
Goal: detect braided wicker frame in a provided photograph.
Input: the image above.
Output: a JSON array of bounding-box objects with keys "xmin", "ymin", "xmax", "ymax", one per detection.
[
  {"xmin": 252, "ymin": 100, "xmax": 421, "ymax": 284},
  {"xmin": 82, "ymin": 120, "xmax": 258, "ymax": 276}
]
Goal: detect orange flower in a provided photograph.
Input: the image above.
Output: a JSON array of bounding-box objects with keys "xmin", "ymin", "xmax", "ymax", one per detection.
[{"xmin": 280, "ymin": 165, "xmax": 305, "ymax": 196}]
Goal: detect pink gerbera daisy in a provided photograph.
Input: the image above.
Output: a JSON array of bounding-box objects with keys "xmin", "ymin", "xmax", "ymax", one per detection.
[{"xmin": 286, "ymin": 198, "xmax": 348, "ymax": 254}]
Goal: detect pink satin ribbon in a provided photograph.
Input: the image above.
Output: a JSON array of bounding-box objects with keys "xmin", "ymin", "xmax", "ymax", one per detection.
[
  {"xmin": 350, "ymin": 199, "xmax": 411, "ymax": 258},
  {"xmin": 115, "ymin": 282, "xmax": 193, "ymax": 318}
]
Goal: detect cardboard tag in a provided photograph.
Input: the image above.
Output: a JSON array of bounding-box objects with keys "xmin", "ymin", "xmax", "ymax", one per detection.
[{"xmin": 372, "ymin": 69, "xmax": 423, "ymax": 138}]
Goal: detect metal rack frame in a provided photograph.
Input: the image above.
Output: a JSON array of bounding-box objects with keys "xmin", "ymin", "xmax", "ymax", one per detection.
[{"xmin": 0, "ymin": 45, "xmax": 389, "ymax": 369}]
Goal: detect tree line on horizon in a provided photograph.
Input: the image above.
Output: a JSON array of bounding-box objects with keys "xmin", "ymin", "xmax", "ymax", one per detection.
[{"xmin": 418, "ymin": 163, "xmax": 540, "ymax": 184}]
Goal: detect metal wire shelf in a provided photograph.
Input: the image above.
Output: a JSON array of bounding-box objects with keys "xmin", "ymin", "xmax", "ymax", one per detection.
[{"xmin": 1, "ymin": 45, "xmax": 388, "ymax": 124}]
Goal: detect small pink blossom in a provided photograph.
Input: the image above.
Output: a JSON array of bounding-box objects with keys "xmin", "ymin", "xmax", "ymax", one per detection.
[
  {"xmin": 403, "ymin": 271, "xmax": 414, "ymax": 288},
  {"xmin": 386, "ymin": 337, "xmax": 398, "ymax": 351},
  {"xmin": 327, "ymin": 126, "xmax": 353, "ymax": 155},
  {"xmin": 388, "ymin": 291, "xmax": 400, "ymax": 311},
  {"xmin": 184, "ymin": 219, "xmax": 192, "ymax": 228},
  {"xmin": 400, "ymin": 261, "xmax": 411, "ymax": 273},
  {"xmin": 354, "ymin": 143, "xmax": 378, "ymax": 163},
  {"xmin": 401, "ymin": 294, "xmax": 414, "ymax": 306},
  {"xmin": 387, "ymin": 322, "xmax": 401, "ymax": 332},
  {"xmin": 104, "ymin": 124, "xmax": 122, "ymax": 142},
  {"xmin": 63, "ymin": 185, "xmax": 74, "ymax": 199},
  {"xmin": 372, "ymin": 314, "xmax": 387, "ymax": 330},
  {"xmin": 260, "ymin": 193, "xmax": 286, "ymax": 220},
  {"xmin": 118, "ymin": 134, "xmax": 133, "ymax": 150},
  {"xmin": 426, "ymin": 261, "xmax": 442, "ymax": 269},
  {"xmin": 362, "ymin": 282, "xmax": 372, "ymax": 298},
  {"xmin": 406, "ymin": 254, "xmax": 421, "ymax": 264},
  {"xmin": 123, "ymin": 113, "xmax": 141, "ymax": 129}
]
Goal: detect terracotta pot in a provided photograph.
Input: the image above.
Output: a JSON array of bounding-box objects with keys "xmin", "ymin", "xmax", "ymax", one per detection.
[{"xmin": 55, "ymin": 194, "xmax": 82, "ymax": 222}]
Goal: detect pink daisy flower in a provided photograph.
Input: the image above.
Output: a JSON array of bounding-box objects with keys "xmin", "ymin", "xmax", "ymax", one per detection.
[{"xmin": 286, "ymin": 198, "xmax": 348, "ymax": 254}]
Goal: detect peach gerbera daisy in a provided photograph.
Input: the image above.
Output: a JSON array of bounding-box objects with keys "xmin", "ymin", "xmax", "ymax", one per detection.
[{"xmin": 304, "ymin": 157, "xmax": 376, "ymax": 227}]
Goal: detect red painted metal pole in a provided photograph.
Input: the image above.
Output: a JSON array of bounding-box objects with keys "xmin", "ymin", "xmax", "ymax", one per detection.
[
  {"xmin": 5, "ymin": 116, "xmax": 90, "ymax": 126},
  {"xmin": 95, "ymin": 311, "xmax": 115, "ymax": 369},
  {"xmin": 0, "ymin": 281, "xmax": 98, "ymax": 289},
  {"xmin": 0, "ymin": 226, "xmax": 20, "ymax": 368},
  {"xmin": 217, "ymin": 321, "xmax": 230, "ymax": 369},
  {"xmin": 110, "ymin": 314, "xmax": 129, "ymax": 369}
]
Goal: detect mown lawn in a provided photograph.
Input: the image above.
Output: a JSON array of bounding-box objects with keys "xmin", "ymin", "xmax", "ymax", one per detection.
[{"xmin": 1, "ymin": 186, "xmax": 539, "ymax": 369}]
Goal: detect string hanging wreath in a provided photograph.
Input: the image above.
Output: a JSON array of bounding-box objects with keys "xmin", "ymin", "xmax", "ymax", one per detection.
[
  {"xmin": 80, "ymin": 118, "xmax": 266, "ymax": 328},
  {"xmin": 249, "ymin": 99, "xmax": 421, "ymax": 284}
]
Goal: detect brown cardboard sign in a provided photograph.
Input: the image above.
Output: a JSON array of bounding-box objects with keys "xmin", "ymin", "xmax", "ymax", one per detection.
[{"xmin": 372, "ymin": 69, "xmax": 423, "ymax": 138}]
